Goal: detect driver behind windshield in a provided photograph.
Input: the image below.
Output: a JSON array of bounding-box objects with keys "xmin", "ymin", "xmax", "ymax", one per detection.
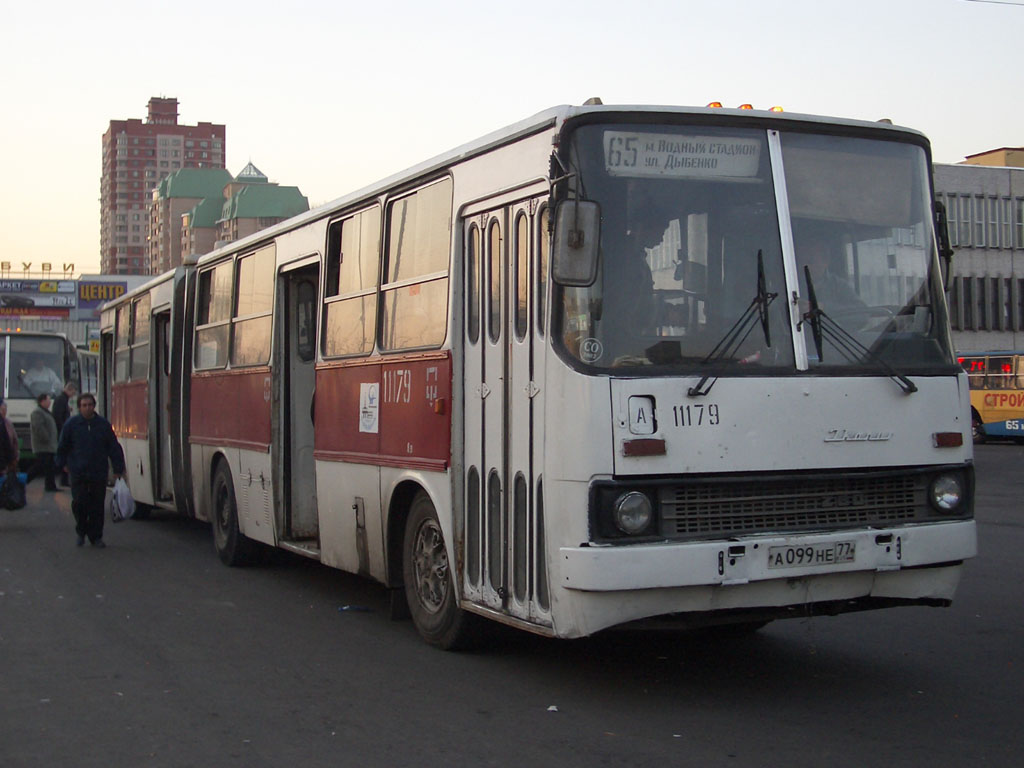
[
  {"xmin": 598, "ymin": 191, "xmax": 668, "ymax": 363},
  {"xmin": 794, "ymin": 221, "xmax": 866, "ymax": 314},
  {"xmin": 20, "ymin": 356, "xmax": 62, "ymax": 397}
]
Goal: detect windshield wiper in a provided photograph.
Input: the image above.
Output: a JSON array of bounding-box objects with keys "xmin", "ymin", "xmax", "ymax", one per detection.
[
  {"xmin": 688, "ymin": 251, "xmax": 777, "ymax": 397},
  {"xmin": 801, "ymin": 266, "xmax": 917, "ymax": 395}
]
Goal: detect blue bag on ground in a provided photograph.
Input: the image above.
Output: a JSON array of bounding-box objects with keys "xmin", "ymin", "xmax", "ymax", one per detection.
[{"xmin": 0, "ymin": 473, "xmax": 27, "ymax": 510}]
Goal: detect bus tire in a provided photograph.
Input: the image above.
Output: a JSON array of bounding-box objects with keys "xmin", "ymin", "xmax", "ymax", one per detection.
[
  {"xmin": 211, "ymin": 461, "xmax": 259, "ymax": 567},
  {"xmin": 971, "ymin": 412, "xmax": 986, "ymax": 444},
  {"xmin": 132, "ymin": 502, "xmax": 152, "ymax": 520},
  {"xmin": 402, "ymin": 491, "xmax": 477, "ymax": 649}
]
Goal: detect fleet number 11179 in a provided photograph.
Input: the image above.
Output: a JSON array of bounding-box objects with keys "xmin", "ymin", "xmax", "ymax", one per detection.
[{"xmin": 672, "ymin": 404, "xmax": 720, "ymax": 427}]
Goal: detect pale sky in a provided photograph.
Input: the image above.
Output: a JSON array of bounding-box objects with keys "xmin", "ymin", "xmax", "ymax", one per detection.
[{"xmin": 1, "ymin": 0, "xmax": 1020, "ymax": 276}]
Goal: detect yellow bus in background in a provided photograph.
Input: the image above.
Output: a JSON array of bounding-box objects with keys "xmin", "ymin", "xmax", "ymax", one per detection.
[{"xmin": 959, "ymin": 351, "xmax": 1024, "ymax": 442}]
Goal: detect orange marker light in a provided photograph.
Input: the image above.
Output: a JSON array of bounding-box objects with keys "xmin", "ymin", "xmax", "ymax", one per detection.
[
  {"xmin": 706, "ymin": 101, "xmax": 723, "ymax": 108},
  {"xmin": 738, "ymin": 104, "xmax": 754, "ymax": 110},
  {"xmin": 770, "ymin": 106, "xmax": 785, "ymax": 112}
]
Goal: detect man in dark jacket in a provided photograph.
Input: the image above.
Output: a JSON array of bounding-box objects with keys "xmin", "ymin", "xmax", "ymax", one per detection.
[
  {"xmin": 52, "ymin": 381, "xmax": 76, "ymax": 487},
  {"xmin": 55, "ymin": 393, "xmax": 125, "ymax": 548}
]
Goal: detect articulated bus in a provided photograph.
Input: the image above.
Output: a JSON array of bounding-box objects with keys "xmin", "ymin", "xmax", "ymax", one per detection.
[
  {"xmin": 101, "ymin": 103, "xmax": 975, "ymax": 648},
  {"xmin": 0, "ymin": 330, "xmax": 86, "ymax": 458},
  {"xmin": 959, "ymin": 351, "xmax": 1024, "ymax": 442}
]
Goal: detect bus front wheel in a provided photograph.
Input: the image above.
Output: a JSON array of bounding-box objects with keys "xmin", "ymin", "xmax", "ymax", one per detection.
[
  {"xmin": 211, "ymin": 462, "xmax": 259, "ymax": 566},
  {"xmin": 971, "ymin": 413, "xmax": 986, "ymax": 444},
  {"xmin": 402, "ymin": 491, "xmax": 477, "ymax": 649}
]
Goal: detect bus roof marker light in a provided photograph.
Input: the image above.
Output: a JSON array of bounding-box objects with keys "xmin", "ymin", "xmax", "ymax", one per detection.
[
  {"xmin": 770, "ymin": 106, "xmax": 784, "ymax": 112},
  {"xmin": 706, "ymin": 101, "xmax": 723, "ymax": 108},
  {"xmin": 738, "ymin": 104, "xmax": 754, "ymax": 110}
]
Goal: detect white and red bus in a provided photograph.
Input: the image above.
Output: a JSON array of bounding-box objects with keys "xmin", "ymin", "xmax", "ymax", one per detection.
[{"xmin": 101, "ymin": 103, "xmax": 976, "ymax": 648}]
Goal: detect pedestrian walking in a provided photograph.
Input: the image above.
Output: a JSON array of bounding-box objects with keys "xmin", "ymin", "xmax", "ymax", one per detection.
[
  {"xmin": 27, "ymin": 393, "xmax": 59, "ymax": 491},
  {"xmin": 52, "ymin": 381, "xmax": 76, "ymax": 432},
  {"xmin": 52, "ymin": 381, "xmax": 76, "ymax": 487},
  {"xmin": 55, "ymin": 393, "xmax": 125, "ymax": 548}
]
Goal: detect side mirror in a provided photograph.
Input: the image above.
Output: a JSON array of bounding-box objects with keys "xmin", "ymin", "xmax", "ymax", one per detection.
[
  {"xmin": 552, "ymin": 200, "xmax": 600, "ymax": 286},
  {"xmin": 934, "ymin": 200, "xmax": 955, "ymax": 291}
]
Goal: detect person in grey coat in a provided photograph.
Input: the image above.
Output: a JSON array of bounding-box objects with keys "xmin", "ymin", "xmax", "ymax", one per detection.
[{"xmin": 27, "ymin": 393, "xmax": 59, "ymax": 491}]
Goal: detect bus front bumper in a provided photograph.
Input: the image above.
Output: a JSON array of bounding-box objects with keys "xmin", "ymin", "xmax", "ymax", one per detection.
[{"xmin": 559, "ymin": 520, "xmax": 976, "ymax": 592}]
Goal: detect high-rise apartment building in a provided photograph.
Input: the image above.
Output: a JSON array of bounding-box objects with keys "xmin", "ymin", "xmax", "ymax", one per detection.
[{"xmin": 100, "ymin": 97, "xmax": 225, "ymax": 275}]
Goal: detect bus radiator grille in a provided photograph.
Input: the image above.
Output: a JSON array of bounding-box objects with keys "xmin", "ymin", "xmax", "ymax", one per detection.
[{"xmin": 658, "ymin": 473, "xmax": 926, "ymax": 538}]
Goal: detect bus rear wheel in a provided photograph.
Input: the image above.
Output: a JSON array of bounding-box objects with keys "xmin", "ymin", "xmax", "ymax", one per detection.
[
  {"xmin": 211, "ymin": 461, "xmax": 259, "ymax": 566},
  {"xmin": 402, "ymin": 491, "xmax": 477, "ymax": 649}
]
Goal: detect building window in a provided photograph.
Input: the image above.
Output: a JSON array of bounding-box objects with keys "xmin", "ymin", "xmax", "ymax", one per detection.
[
  {"xmin": 975, "ymin": 277, "xmax": 986, "ymax": 331},
  {"xmin": 944, "ymin": 194, "xmax": 958, "ymax": 247},
  {"xmin": 988, "ymin": 196, "xmax": 999, "ymax": 248},
  {"xmin": 963, "ymin": 277, "xmax": 974, "ymax": 330},
  {"xmin": 1016, "ymin": 279, "xmax": 1024, "ymax": 330},
  {"xmin": 974, "ymin": 196, "xmax": 985, "ymax": 247},
  {"xmin": 1017, "ymin": 199, "xmax": 1024, "ymax": 249},
  {"xmin": 1002, "ymin": 198, "xmax": 1013, "ymax": 248},
  {"xmin": 991, "ymin": 277, "xmax": 1002, "ymax": 331},
  {"xmin": 1004, "ymin": 277, "xmax": 1013, "ymax": 330},
  {"xmin": 959, "ymin": 195, "xmax": 972, "ymax": 247}
]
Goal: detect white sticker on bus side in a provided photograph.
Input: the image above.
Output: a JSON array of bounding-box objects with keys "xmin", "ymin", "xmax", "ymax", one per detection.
[{"xmin": 359, "ymin": 382, "xmax": 379, "ymax": 434}]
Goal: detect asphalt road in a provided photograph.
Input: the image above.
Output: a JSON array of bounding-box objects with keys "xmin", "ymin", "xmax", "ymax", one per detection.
[{"xmin": 1, "ymin": 445, "xmax": 1021, "ymax": 767}]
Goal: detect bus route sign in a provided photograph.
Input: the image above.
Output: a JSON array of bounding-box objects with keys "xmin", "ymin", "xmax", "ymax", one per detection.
[{"xmin": 604, "ymin": 131, "xmax": 761, "ymax": 179}]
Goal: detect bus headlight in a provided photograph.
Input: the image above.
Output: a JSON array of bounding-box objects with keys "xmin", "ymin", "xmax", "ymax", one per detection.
[
  {"xmin": 929, "ymin": 474, "xmax": 963, "ymax": 513},
  {"xmin": 613, "ymin": 491, "xmax": 653, "ymax": 535}
]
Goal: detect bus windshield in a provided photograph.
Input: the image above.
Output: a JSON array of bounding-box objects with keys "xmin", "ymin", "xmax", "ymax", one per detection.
[
  {"xmin": 554, "ymin": 122, "xmax": 954, "ymax": 374},
  {"xmin": 2, "ymin": 335, "xmax": 65, "ymax": 398}
]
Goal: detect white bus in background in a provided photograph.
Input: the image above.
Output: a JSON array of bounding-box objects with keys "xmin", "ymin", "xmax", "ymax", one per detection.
[
  {"xmin": 0, "ymin": 330, "xmax": 90, "ymax": 459},
  {"xmin": 101, "ymin": 102, "xmax": 975, "ymax": 648}
]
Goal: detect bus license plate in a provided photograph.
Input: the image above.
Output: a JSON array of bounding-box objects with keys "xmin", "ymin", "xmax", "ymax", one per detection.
[{"xmin": 768, "ymin": 541, "xmax": 856, "ymax": 569}]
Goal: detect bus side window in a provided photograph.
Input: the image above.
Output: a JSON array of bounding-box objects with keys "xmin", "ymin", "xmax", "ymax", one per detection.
[
  {"xmin": 131, "ymin": 294, "xmax": 151, "ymax": 380},
  {"xmin": 230, "ymin": 245, "xmax": 275, "ymax": 367},
  {"xmin": 114, "ymin": 305, "xmax": 131, "ymax": 381},
  {"xmin": 323, "ymin": 206, "xmax": 381, "ymax": 358},
  {"xmin": 380, "ymin": 178, "xmax": 452, "ymax": 351},
  {"xmin": 195, "ymin": 262, "xmax": 233, "ymax": 369}
]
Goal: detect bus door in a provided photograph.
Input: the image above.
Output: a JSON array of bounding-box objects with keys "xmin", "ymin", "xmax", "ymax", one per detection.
[
  {"xmin": 280, "ymin": 264, "xmax": 320, "ymax": 544},
  {"xmin": 463, "ymin": 194, "xmax": 549, "ymax": 623},
  {"xmin": 153, "ymin": 310, "xmax": 174, "ymax": 500}
]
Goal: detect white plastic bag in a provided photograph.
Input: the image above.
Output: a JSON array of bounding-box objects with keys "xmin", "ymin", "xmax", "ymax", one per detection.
[{"xmin": 109, "ymin": 478, "xmax": 136, "ymax": 522}]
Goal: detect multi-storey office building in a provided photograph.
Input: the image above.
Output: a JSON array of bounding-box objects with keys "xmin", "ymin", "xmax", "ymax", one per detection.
[
  {"xmin": 100, "ymin": 97, "xmax": 225, "ymax": 275},
  {"xmin": 934, "ymin": 153, "xmax": 1024, "ymax": 353}
]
